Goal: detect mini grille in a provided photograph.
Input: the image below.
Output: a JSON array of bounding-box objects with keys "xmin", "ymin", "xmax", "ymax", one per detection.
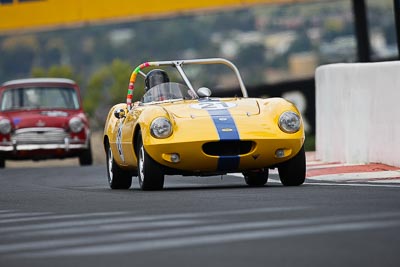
[
  {"xmin": 202, "ymin": 141, "xmax": 253, "ymax": 156},
  {"xmin": 12, "ymin": 128, "xmax": 68, "ymax": 144}
]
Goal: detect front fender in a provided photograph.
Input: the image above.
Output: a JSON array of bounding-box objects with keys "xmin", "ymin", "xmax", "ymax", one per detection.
[
  {"xmin": 103, "ymin": 104, "xmax": 127, "ymax": 145},
  {"xmin": 136, "ymin": 106, "xmax": 174, "ymax": 148}
]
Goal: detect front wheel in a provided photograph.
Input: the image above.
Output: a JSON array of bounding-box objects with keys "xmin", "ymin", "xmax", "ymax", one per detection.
[
  {"xmin": 137, "ymin": 133, "xmax": 164, "ymax": 191},
  {"xmin": 106, "ymin": 143, "xmax": 132, "ymax": 189},
  {"xmin": 79, "ymin": 141, "xmax": 93, "ymax": 166},
  {"xmin": 243, "ymin": 169, "xmax": 268, "ymax": 187},
  {"xmin": 278, "ymin": 145, "xmax": 306, "ymax": 186}
]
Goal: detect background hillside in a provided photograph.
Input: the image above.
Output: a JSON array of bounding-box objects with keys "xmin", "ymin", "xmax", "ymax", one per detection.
[{"xmin": 0, "ymin": 0, "xmax": 396, "ymax": 129}]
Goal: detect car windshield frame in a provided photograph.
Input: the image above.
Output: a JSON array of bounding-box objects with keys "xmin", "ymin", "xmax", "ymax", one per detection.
[{"xmin": 0, "ymin": 86, "xmax": 80, "ymax": 111}]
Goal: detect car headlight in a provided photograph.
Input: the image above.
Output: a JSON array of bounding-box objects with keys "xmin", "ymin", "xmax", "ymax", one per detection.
[
  {"xmin": 150, "ymin": 117, "xmax": 172, "ymax": 138},
  {"xmin": 278, "ymin": 111, "xmax": 301, "ymax": 133},
  {"xmin": 0, "ymin": 119, "xmax": 11, "ymax": 135},
  {"xmin": 69, "ymin": 117, "xmax": 84, "ymax": 133}
]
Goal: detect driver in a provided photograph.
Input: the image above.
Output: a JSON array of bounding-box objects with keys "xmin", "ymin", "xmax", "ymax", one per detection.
[
  {"xmin": 25, "ymin": 89, "xmax": 41, "ymax": 107},
  {"xmin": 144, "ymin": 69, "xmax": 170, "ymax": 101},
  {"xmin": 145, "ymin": 69, "xmax": 170, "ymax": 91}
]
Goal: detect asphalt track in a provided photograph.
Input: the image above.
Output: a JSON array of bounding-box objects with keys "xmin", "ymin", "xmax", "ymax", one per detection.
[{"xmin": 0, "ymin": 156, "xmax": 400, "ymax": 267}]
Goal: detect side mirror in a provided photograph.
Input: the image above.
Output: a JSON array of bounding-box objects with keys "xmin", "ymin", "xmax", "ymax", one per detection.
[
  {"xmin": 197, "ymin": 87, "xmax": 212, "ymax": 97},
  {"xmin": 114, "ymin": 108, "xmax": 126, "ymax": 119}
]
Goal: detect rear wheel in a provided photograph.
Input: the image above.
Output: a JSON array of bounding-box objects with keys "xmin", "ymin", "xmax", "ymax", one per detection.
[
  {"xmin": 106, "ymin": 142, "xmax": 132, "ymax": 189},
  {"xmin": 243, "ymin": 169, "xmax": 269, "ymax": 187},
  {"xmin": 137, "ymin": 133, "xmax": 164, "ymax": 191},
  {"xmin": 278, "ymin": 145, "xmax": 306, "ymax": 186},
  {"xmin": 0, "ymin": 158, "xmax": 5, "ymax": 168}
]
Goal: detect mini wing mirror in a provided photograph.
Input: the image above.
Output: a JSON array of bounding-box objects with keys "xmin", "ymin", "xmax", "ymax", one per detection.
[
  {"xmin": 197, "ymin": 87, "xmax": 212, "ymax": 97},
  {"xmin": 114, "ymin": 108, "xmax": 126, "ymax": 119}
]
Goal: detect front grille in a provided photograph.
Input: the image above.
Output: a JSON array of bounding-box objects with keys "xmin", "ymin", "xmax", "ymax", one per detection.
[
  {"xmin": 202, "ymin": 141, "xmax": 254, "ymax": 156},
  {"xmin": 12, "ymin": 128, "xmax": 68, "ymax": 144}
]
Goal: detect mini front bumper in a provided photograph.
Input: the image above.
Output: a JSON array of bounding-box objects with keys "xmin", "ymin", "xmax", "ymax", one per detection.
[{"xmin": 0, "ymin": 137, "xmax": 89, "ymax": 152}]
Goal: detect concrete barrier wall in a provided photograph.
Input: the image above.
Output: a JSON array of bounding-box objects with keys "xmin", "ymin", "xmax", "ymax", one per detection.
[{"xmin": 315, "ymin": 61, "xmax": 400, "ymax": 167}]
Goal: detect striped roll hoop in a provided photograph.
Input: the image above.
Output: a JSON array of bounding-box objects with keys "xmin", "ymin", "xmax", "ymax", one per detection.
[{"xmin": 126, "ymin": 62, "xmax": 158, "ymax": 108}]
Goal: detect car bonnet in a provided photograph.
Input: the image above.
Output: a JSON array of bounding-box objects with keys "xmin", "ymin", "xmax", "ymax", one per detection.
[
  {"xmin": 163, "ymin": 98, "xmax": 261, "ymax": 118},
  {"xmin": 6, "ymin": 110, "xmax": 72, "ymax": 130}
]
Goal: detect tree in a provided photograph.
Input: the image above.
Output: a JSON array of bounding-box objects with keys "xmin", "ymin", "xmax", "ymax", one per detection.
[
  {"xmin": 31, "ymin": 65, "xmax": 77, "ymax": 80},
  {"xmin": 0, "ymin": 35, "xmax": 38, "ymax": 81},
  {"xmin": 84, "ymin": 59, "xmax": 140, "ymax": 129}
]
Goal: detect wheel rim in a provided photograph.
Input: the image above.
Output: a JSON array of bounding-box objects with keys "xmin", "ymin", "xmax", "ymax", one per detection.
[
  {"xmin": 138, "ymin": 145, "xmax": 145, "ymax": 186},
  {"xmin": 107, "ymin": 147, "xmax": 113, "ymax": 184}
]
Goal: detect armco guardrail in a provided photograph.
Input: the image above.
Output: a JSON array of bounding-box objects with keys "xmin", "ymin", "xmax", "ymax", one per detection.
[{"xmin": 315, "ymin": 61, "xmax": 400, "ymax": 167}]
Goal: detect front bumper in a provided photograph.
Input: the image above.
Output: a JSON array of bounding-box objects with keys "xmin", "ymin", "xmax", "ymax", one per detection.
[
  {"xmin": 0, "ymin": 139, "xmax": 88, "ymax": 152},
  {"xmin": 145, "ymin": 137, "xmax": 304, "ymax": 173},
  {"xmin": 0, "ymin": 127, "xmax": 89, "ymax": 153}
]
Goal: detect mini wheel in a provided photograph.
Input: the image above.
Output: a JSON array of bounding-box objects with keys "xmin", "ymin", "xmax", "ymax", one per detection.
[{"xmin": 79, "ymin": 141, "xmax": 93, "ymax": 166}]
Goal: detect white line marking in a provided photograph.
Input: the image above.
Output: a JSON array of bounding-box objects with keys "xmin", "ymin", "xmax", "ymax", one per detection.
[
  {"xmin": 0, "ymin": 212, "xmax": 52, "ymax": 219},
  {"xmin": 305, "ymin": 182, "xmax": 400, "ymax": 188},
  {"xmin": 308, "ymin": 170, "xmax": 400, "ymax": 181},
  {"xmin": 0, "ymin": 211, "xmax": 130, "ymax": 225},
  {"xmin": 11, "ymin": 219, "xmax": 200, "ymax": 238},
  {"xmin": 0, "ymin": 207, "xmax": 307, "ymax": 234},
  {"xmin": 3, "ymin": 212, "xmax": 400, "ymax": 256},
  {"xmin": 0, "ymin": 210, "xmax": 16, "ymax": 214},
  {"xmin": 306, "ymin": 163, "xmax": 362, "ymax": 169},
  {"xmin": 230, "ymin": 173, "xmax": 400, "ymax": 187},
  {"xmin": 14, "ymin": 220, "xmax": 400, "ymax": 258}
]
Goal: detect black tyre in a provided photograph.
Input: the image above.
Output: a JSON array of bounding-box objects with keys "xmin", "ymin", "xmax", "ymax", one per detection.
[
  {"xmin": 137, "ymin": 133, "xmax": 164, "ymax": 191},
  {"xmin": 243, "ymin": 169, "xmax": 269, "ymax": 187},
  {"xmin": 278, "ymin": 145, "xmax": 306, "ymax": 186},
  {"xmin": 106, "ymin": 142, "xmax": 132, "ymax": 189},
  {"xmin": 0, "ymin": 158, "xmax": 5, "ymax": 169},
  {"xmin": 79, "ymin": 141, "xmax": 93, "ymax": 166}
]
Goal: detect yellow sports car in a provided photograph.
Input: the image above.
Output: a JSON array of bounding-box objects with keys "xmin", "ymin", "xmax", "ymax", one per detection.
[{"xmin": 103, "ymin": 58, "xmax": 305, "ymax": 190}]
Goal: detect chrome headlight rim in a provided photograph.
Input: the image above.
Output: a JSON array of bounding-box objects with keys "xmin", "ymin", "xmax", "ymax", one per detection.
[
  {"xmin": 150, "ymin": 117, "xmax": 172, "ymax": 139},
  {"xmin": 0, "ymin": 118, "xmax": 12, "ymax": 135},
  {"xmin": 69, "ymin": 117, "xmax": 84, "ymax": 133},
  {"xmin": 278, "ymin": 111, "xmax": 301, "ymax": 134}
]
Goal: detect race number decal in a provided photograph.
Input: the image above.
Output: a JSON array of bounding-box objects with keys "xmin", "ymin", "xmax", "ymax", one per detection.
[
  {"xmin": 116, "ymin": 121, "xmax": 125, "ymax": 162},
  {"xmin": 190, "ymin": 101, "xmax": 236, "ymax": 110}
]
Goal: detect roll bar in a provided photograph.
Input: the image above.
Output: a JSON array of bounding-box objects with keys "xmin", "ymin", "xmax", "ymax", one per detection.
[{"xmin": 126, "ymin": 58, "xmax": 248, "ymax": 107}]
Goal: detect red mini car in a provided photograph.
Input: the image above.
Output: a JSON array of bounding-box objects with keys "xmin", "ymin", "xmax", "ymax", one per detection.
[{"xmin": 0, "ymin": 78, "xmax": 92, "ymax": 168}]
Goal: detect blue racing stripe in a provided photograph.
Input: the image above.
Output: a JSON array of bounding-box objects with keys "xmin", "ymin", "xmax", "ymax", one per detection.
[
  {"xmin": 218, "ymin": 156, "xmax": 240, "ymax": 171},
  {"xmin": 208, "ymin": 109, "xmax": 240, "ymax": 140},
  {"xmin": 208, "ymin": 108, "xmax": 240, "ymax": 171}
]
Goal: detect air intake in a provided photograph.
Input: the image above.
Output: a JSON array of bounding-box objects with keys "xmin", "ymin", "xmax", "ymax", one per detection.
[{"xmin": 202, "ymin": 141, "xmax": 253, "ymax": 156}]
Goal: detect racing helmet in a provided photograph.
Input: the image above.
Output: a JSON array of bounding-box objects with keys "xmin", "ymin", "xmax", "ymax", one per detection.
[{"xmin": 145, "ymin": 69, "xmax": 170, "ymax": 90}]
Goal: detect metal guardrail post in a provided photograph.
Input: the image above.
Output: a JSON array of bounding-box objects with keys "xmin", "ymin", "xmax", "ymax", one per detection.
[{"xmin": 352, "ymin": 0, "xmax": 371, "ymax": 62}]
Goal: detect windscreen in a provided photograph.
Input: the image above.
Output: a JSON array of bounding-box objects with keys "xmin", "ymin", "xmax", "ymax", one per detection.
[
  {"xmin": 142, "ymin": 82, "xmax": 196, "ymax": 103},
  {"xmin": 180, "ymin": 63, "xmax": 242, "ymax": 97},
  {"xmin": 0, "ymin": 87, "xmax": 80, "ymax": 111}
]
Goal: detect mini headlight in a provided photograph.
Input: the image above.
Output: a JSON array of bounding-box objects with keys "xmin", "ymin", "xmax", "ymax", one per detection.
[
  {"xmin": 278, "ymin": 111, "xmax": 301, "ymax": 133},
  {"xmin": 150, "ymin": 117, "xmax": 172, "ymax": 138},
  {"xmin": 0, "ymin": 119, "xmax": 11, "ymax": 135},
  {"xmin": 69, "ymin": 117, "xmax": 84, "ymax": 133}
]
